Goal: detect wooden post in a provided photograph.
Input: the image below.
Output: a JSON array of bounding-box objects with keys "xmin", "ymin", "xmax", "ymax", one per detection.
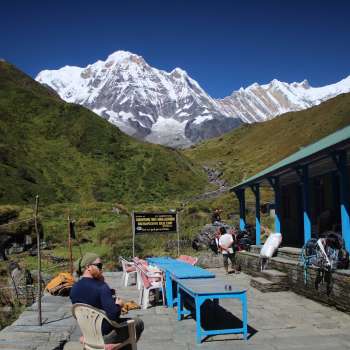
[
  {"xmin": 176, "ymin": 212, "xmax": 180, "ymax": 257},
  {"xmin": 333, "ymin": 151, "xmax": 350, "ymax": 251},
  {"xmin": 250, "ymin": 184, "xmax": 261, "ymax": 245},
  {"xmin": 68, "ymin": 216, "xmax": 73, "ymax": 274},
  {"xmin": 234, "ymin": 189, "xmax": 246, "ymax": 230},
  {"xmin": 296, "ymin": 166, "xmax": 311, "ymax": 244},
  {"xmin": 131, "ymin": 211, "xmax": 135, "ymax": 258},
  {"xmin": 268, "ymin": 177, "xmax": 281, "ymax": 233},
  {"xmin": 34, "ymin": 195, "xmax": 42, "ymax": 326}
]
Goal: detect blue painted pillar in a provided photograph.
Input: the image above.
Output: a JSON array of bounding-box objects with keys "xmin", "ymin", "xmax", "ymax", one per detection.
[
  {"xmin": 250, "ymin": 184, "xmax": 261, "ymax": 245},
  {"xmin": 234, "ymin": 189, "xmax": 246, "ymax": 230},
  {"xmin": 333, "ymin": 151, "xmax": 350, "ymax": 251},
  {"xmin": 301, "ymin": 166, "xmax": 311, "ymax": 243},
  {"xmin": 268, "ymin": 177, "xmax": 281, "ymax": 233}
]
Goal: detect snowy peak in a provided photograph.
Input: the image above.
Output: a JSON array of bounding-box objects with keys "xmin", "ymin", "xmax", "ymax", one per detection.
[
  {"xmin": 35, "ymin": 50, "xmax": 350, "ymax": 146},
  {"xmin": 219, "ymin": 75, "xmax": 350, "ymax": 123},
  {"xmin": 36, "ymin": 51, "xmax": 239, "ymax": 147},
  {"xmin": 106, "ymin": 50, "xmax": 139, "ymax": 62}
]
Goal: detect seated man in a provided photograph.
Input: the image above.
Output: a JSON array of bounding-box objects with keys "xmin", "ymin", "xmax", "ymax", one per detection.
[
  {"xmin": 211, "ymin": 208, "xmax": 222, "ymax": 224},
  {"xmin": 70, "ymin": 253, "xmax": 144, "ymax": 348}
]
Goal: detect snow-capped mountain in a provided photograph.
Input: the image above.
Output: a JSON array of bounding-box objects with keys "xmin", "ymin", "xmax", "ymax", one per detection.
[
  {"xmin": 219, "ymin": 76, "xmax": 350, "ymax": 123},
  {"xmin": 36, "ymin": 51, "xmax": 240, "ymax": 147},
  {"xmin": 36, "ymin": 51, "xmax": 350, "ymax": 147}
]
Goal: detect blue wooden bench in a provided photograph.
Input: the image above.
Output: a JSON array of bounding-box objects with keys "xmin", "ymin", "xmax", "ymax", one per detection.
[
  {"xmin": 176, "ymin": 278, "xmax": 248, "ymax": 344},
  {"xmin": 147, "ymin": 257, "xmax": 215, "ymax": 307}
]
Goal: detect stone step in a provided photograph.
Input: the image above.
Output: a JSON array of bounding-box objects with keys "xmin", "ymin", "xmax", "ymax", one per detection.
[
  {"xmin": 237, "ymin": 250, "xmax": 301, "ymax": 268},
  {"xmin": 249, "ymin": 245, "xmax": 301, "ymax": 261},
  {"xmin": 237, "ymin": 250, "xmax": 260, "ymax": 259},
  {"xmin": 270, "ymin": 256, "xmax": 299, "ymax": 267},
  {"xmin": 250, "ymin": 276, "xmax": 289, "ymax": 293},
  {"xmin": 277, "ymin": 247, "xmax": 301, "ymax": 261},
  {"xmin": 260, "ymin": 269, "xmax": 288, "ymax": 283},
  {"xmin": 249, "ymin": 245, "xmax": 262, "ymax": 255}
]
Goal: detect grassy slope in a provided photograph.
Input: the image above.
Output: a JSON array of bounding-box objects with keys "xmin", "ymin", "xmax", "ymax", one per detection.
[
  {"xmin": 2, "ymin": 63, "xmax": 350, "ymax": 284},
  {"xmin": 0, "ymin": 61, "xmax": 207, "ymax": 205},
  {"xmin": 183, "ymin": 93, "xmax": 350, "ymax": 186}
]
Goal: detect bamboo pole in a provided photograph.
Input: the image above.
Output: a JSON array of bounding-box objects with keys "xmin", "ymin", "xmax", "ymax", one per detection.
[
  {"xmin": 176, "ymin": 212, "xmax": 180, "ymax": 257},
  {"xmin": 34, "ymin": 195, "xmax": 42, "ymax": 326},
  {"xmin": 68, "ymin": 216, "xmax": 73, "ymax": 274},
  {"xmin": 131, "ymin": 211, "xmax": 135, "ymax": 258}
]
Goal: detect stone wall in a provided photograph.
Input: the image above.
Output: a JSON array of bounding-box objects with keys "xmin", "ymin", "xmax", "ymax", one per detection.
[
  {"xmin": 197, "ymin": 252, "xmax": 224, "ymax": 268},
  {"xmin": 235, "ymin": 249, "xmax": 350, "ymax": 313},
  {"xmin": 0, "ymin": 294, "xmax": 75, "ymax": 349}
]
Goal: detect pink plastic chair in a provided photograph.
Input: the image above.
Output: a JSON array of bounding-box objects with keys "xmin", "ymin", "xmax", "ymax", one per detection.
[
  {"xmin": 135, "ymin": 264, "xmax": 164, "ymax": 309},
  {"xmin": 177, "ymin": 255, "xmax": 198, "ymax": 266},
  {"xmin": 133, "ymin": 258, "xmax": 149, "ymax": 290}
]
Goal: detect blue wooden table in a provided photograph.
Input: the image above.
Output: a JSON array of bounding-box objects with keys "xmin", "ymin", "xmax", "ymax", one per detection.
[
  {"xmin": 176, "ymin": 278, "xmax": 248, "ymax": 344},
  {"xmin": 147, "ymin": 257, "xmax": 215, "ymax": 307}
]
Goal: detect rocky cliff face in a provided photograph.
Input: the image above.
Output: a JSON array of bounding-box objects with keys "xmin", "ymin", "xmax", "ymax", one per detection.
[
  {"xmin": 218, "ymin": 76, "xmax": 350, "ymax": 123},
  {"xmin": 36, "ymin": 51, "xmax": 350, "ymax": 147}
]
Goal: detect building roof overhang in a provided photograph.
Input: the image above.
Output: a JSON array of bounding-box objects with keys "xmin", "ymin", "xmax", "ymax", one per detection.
[{"xmin": 231, "ymin": 125, "xmax": 350, "ymax": 192}]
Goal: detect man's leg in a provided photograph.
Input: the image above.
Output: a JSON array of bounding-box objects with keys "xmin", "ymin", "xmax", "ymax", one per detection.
[
  {"xmin": 229, "ymin": 253, "xmax": 240, "ymax": 273},
  {"xmin": 228, "ymin": 253, "xmax": 235, "ymax": 271},
  {"xmin": 103, "ymin": 317, "xmax": 144, "ymax": 348},
  {"xmin": 222, "ymin": 254, "xmax": 229, "ymax": 274},
  {"xmin": 133, "ymin": 317, "xmax": 144, "ymax": 341}
]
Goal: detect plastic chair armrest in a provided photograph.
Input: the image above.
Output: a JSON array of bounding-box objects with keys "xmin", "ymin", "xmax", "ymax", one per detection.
[{"xmin": 109, "ymin": 318, "xmax": 135, "ymax": 329}]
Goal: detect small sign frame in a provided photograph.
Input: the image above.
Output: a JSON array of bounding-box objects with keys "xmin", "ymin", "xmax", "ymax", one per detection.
[{"xmin": 131, "ymin": 211, "xmax": 180, "ymax": 257}]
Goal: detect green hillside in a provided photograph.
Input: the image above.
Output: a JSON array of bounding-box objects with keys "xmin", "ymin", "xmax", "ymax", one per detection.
[
  {"xmin": 0, "ymin": 61, "xmax": 207, "ymax": 204},
  {"xmin": 183, "ymin": 93, "xmax": 350, "ymax": 186}
]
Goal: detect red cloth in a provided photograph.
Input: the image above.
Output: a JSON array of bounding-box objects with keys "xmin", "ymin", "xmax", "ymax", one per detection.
[{"xmin": 126, "ymin": 266, "xmax": 136, "ymax": 272}]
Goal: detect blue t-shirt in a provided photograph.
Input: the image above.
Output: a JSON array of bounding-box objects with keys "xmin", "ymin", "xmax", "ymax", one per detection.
[{"xmin": 70, "ymin": 277, "xmax": 121, "ymax": 335}]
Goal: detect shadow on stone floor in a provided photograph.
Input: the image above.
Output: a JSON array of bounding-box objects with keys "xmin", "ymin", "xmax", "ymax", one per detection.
[{"xmin": 183, "ymin": 298, "xmax": 258, "ymax": 341}]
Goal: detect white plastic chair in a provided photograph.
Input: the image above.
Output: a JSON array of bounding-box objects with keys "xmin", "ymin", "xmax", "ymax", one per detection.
[
  {"xmin": 132, "ymin": 258, "xmax": 148, "ymax": 290},
  {"xmin": 119, "ymin": 257, "xmax": 137, "ymax": 287},
  {"xmin": 135, "ymin": 264, "xmax": 164, "ymax": 309},
  {"xmin": 72, "ymin": 303, "xmax": 137, "ymax": 350}
]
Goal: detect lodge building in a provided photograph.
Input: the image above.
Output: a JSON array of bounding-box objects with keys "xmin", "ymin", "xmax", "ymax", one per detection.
[{"xmin": 231, "ymin": 125, "xmax": 350, "ymax": 250}]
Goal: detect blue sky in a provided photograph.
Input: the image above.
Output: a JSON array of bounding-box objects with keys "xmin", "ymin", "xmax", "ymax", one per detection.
[{"xmin": 1, "ymin": 0, "xmax": 350, "ymax": 98}]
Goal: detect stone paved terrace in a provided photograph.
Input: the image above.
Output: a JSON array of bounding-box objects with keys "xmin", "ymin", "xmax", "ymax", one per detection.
[{"xmin": 2, "ymin": 268, "xmax": 350, "ymax": 350}]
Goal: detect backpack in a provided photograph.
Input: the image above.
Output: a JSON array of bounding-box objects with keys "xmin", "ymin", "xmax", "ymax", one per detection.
[
  {"xmin": 300, "ymin": 232, "xmax": 349, "ymax": 295},
  {"xmin": 24, "ymin": 269, "xmax": 33, "ymax": 285},
  {"xmin": 300, "ymin": 238, "xmax": 323, "ymax": 286},
  {"xmin": 304, "ymin": 238, "xmax": 318, "ymax": 260},
  {"xmin": 337, "ymin": 248, "xmax": 349, "ymax": 269},
  {"xmin": 45, "ymin": 272, "xmax": 75, "ymax": 296},
  {"xmin": 323, "ymin": 231, "xmax": 349, "ymax": 269},
  {"xmin": 209, "ymin": 239, "xmax": 219, "ymax": 254},
  {"xmin": 235, "ymin": 230, "xmax": 252, "ymax": 252}
]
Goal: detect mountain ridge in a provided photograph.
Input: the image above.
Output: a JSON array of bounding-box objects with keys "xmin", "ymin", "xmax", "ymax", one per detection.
[
  {"xmin": 36, "ymin": 50, "xmax": 241, "ymax": 147},
  {"xmin": 36, "ymin": 50, "xmax": 350, "ymax": 147},
  {"xmin": 220, "ymin": 75, "xmax": 350, "ymax": 123}
]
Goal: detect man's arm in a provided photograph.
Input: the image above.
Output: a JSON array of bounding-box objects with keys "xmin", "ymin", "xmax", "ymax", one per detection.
[
  {"xmin": 219, "ymin": 242, "xmax": 228, "ymax": 252},
  {"xmin": 100, "ymin": 284, "xmax": 122, "ymax": 321},
  {"xmin": 220, "ymin": 236, "xmax": 233, "ymax": 251}
]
